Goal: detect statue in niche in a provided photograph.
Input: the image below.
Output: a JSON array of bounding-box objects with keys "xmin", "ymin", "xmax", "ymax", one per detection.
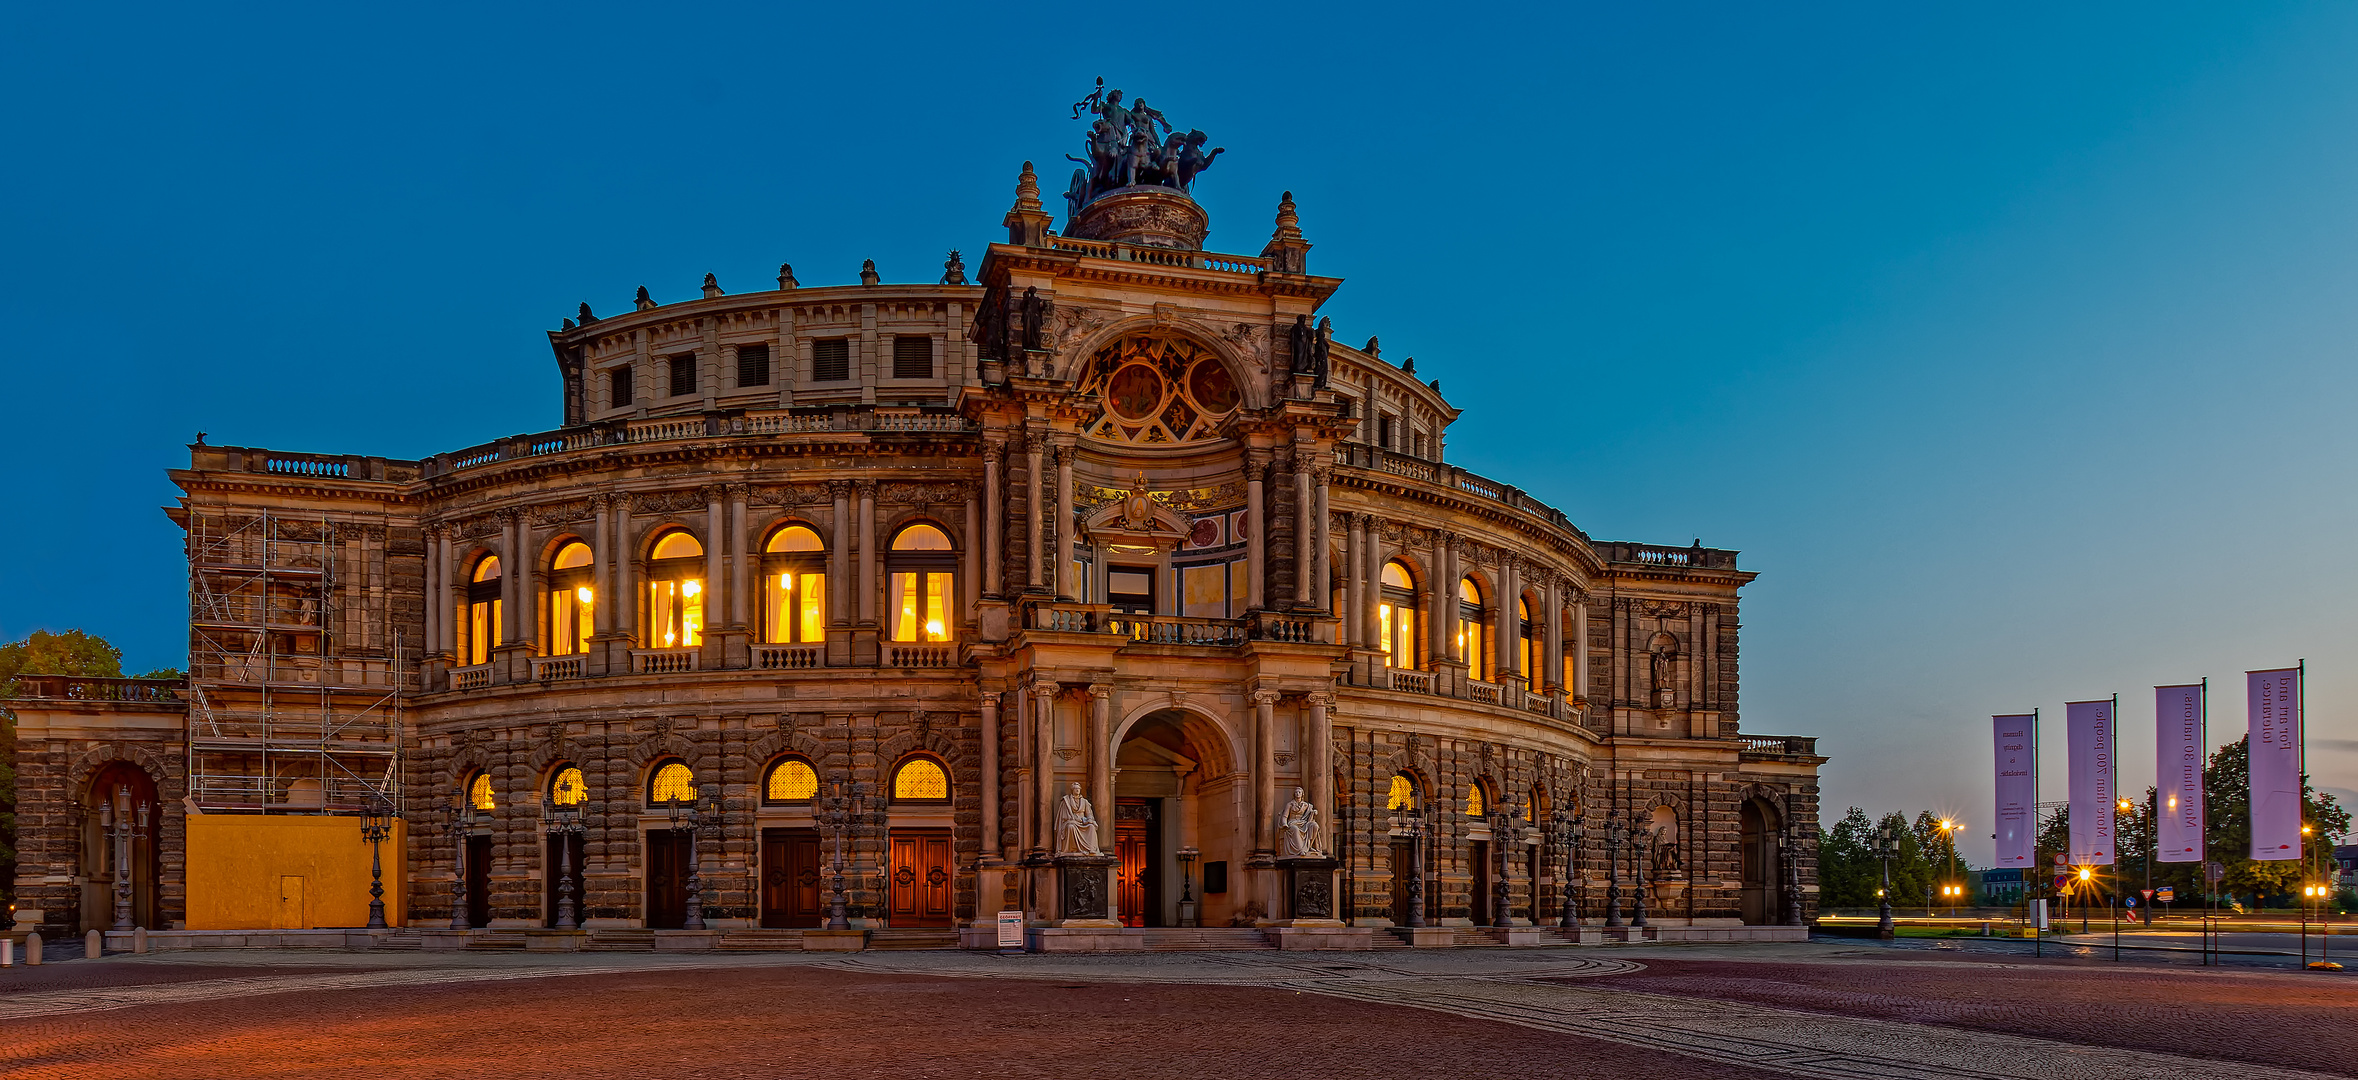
[
  {"xmin": 1650, "ymin": 635, "xmax": 1678, "ymax": 707},
  {"xmin": 1289, "ymin": 313, "xmax": 1314, "ymax": 374},
  {"xmin": 1312, "ymin": 317, "xmax": 1332, "ymax": 387},
  {"xmin": 1055, "ymin": 782, "xmax": 1102, "ymax": 856},
  {"xmin": 1020, "ymin": 287, "xmax": 1049, "ymax": 351},
  {"xmin": 1277, "ymin": 786, "xmax": 1322, "ymax": 858}
]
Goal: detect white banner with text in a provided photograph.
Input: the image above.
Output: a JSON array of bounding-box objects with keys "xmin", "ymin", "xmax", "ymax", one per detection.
[
  {"xmin": 1993, "ymin": 714, "xmax": 2038, "ymax": 868},
  {"xmin": 2066, "ymin": 699, "xmax": 2115, "ymax": 866},
  {"xmin": 2154, "ymin": 684, "xmax": 2205, "ymax": 863},
  {"xmin": 2248, "ymin": 667, "xmax": 2304, "ymax": 861}
]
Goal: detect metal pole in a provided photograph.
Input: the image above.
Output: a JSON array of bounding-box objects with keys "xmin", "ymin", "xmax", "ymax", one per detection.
[
  {"xmin": 450, "ymin": 807, "xmax": 471, "ymax": 931},
  {"xmin": 1604, "ymin": 820, "xmax": 1623, "ymax": 928},
  {"xmin": 1632, "ymin": 820, "xmax": 1650, "ymax": 929},
  {"xmin": 1407, "ymin": 812, "xmax": 1427, "ymax": 928}
]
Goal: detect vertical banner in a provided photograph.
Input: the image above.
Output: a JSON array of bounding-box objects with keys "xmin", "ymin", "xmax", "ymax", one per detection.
[
  {"xmin": 2154, "ymin": 685, "xmax": 2205, "ymax": 863},
  {"xmin": 2065, "ymin": 699, "xmax": 2115, "ymax": 865},
  {"xmin": 1992, "ymin": 714, "xmax": 2037, "ymax": 868},
  {"xmin": 2248, "ymin": 667, "xmax": 2304, "ymax": 861}
]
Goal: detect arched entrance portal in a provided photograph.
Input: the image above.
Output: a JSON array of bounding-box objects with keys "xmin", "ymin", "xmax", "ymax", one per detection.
[
  {"xmin": 1739, "ymin": 797, "xmax": 1785, "ymax": 925},
  {"xmin": 1112, "ymin": 709, "xmax": 1237, "ymax": 927},
  {"xmin": 81, "ymin": 762, "xmax": 160, "ymax": 932}
]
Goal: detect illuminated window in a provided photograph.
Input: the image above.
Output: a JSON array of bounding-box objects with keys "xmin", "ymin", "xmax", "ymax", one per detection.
[
  {"xmin": 645, "ymin": 530, "xmax": 704, "ymax": 648},
  {"xmin": 760, "ymin": 525, "xmax": 826, "ymax": 644},
  {"xmin": 1458, "ymin": 576, "xmax": 1487, "ymax": 681},
  {"xmin": 548, "ymin": 541, "xmax": 594, "ymax": 657},
  {"xmin": 1466, "ymin": 784, "xmax": 1486, "ymax": 818},
  {"xmin": 892, "ymin": 757, "xmax": 950, "ymax": 801},
  {"xmin": 550, "ymin": 766, "xmax": 588, "ymax": 807},
  {"xmin": 648, "ymin": 760, "xmax": 696, "ymax": 805},
  {"xmin": 1386, "ymin": 773, "xmax": 1419, "ymax": 811},
  {"xmin": 1378, "ymin": 560, "xmax": 1417, "ymax": 667},
  {"xmin": 765, "ymin": 758, "xmax": 818, "ymax": 803},
  {"xmin": 888, "ymin": 524, "xmax": 956, "ymax": 643},
  {"xmin": 1517, "ymin": 597, "xmax": 1537, "ymax": 684},
  {"xmin": 465, "ymin": 554, "xmax": 502, "ymax": 667},
  {"xmin": 467, "ymin": 772, "xmax": 495, "ymax": 811}
]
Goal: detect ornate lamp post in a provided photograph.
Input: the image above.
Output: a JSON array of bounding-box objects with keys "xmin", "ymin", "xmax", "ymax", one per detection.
[
  {"xmin": 665, "ymin": 784, "xmax": 716, "ymax": 931},
  {"xmin": 1605, "ymin": 818, "xmax": 1626, "ymax": 928},
  {"xmin": 815, "ymin": 780, "xmax": 874, "ymax": 931},
  {"xmin": 1873, "ymin": 822, "xmax": 1897, "ymax": 936},
  {"xmin": 1778, "ymin": 825, "xmax": 1804, "ymax": 926},
  {"xmin": 101, "ymin": 785, "xmax": 151, "ymax": 931},
  {"xmin": 359, "ymin": 795, "xmax": 398, "ymax": 930},
  {"xmin": 448, "ymin": 804, "xmax": 477, "ymax": 931},
  {"xmin": 1402, "ymin": 809, "xmax": 1429, "ymax": 928},
  {"xmin": 1630, "ymin": 816, "xmax": 1650, "ymax": 929},
  {"xmin": 1176, "ymin": 847, "xmax": 1200, "ymax": 928},
  {"xmin": 544, "ymin": 794, "xmax": 586, "ymax": 931},
  {"xmin": 1553, "ymin": 810, "xmax": 1583, "ymax": 929},
  {"xmin": 1489, "ymin": 808, "xmax": 1516, "ymax": 928}
]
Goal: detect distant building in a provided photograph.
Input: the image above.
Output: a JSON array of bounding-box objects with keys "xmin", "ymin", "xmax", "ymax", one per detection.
[{"xmin": 1976, "ymin": 868, "xmax": 2026, "ymax": 906}]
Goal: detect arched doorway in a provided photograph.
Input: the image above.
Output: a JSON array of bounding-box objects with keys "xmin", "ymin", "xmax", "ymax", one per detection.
[
  {"xmin": 1112, "ymin": 709, "xmax": 1233, "ymax": 927},
  {"xmin": 81, "ymin": 762, "xmax": 160, "ymax": 932},
  {"xmin": 1739, "ymin": 798, "xmax": 1784, "ymax": 925}
]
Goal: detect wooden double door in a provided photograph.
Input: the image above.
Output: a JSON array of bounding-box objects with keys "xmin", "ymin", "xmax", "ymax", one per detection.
[
  {"xmin": 464, "ymin": 834, "xmax": 493, "ymax": 929},
  {"xmin": 645, "ymin": 829, "xmax": 693, "ymax": 929},
  {"xmin": 760, "ymin": 828, "xmax": 824, "ymax": 928},
  {"xmin": 1115, "ymin": 799, "xmax": 1157, "ymax": 927},
  {"xmin": 887, "ymin": 829, "xmax": 953, "ymax": 928}
]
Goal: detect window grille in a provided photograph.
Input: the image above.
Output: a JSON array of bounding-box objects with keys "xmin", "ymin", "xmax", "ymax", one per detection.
[
  {"xmin": 669, "ymin": 354, "xmax": 697, "ymax": 397},
  {"xmin": 813, "ymin": 338, "xmax": 851, "ymax": 382},
  {"xmin": 609, "ymin": 367, "xmax": 634, "ymax": 408},
  {"xmin": 892, "ymin": 335, "xmax": 933, "ymax": 379},
  {"xmin": 736, "ymin": 343, "xmax": 771, "ymax": 387}
]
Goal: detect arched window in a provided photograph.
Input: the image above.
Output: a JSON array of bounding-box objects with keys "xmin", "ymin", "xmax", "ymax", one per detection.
[
  {"xmin": 760, "ymin": 525, "xmax": 826, "ymax": 644},
  {"xmin": 887, "ymin": 524, "xmax": 955, "ymax": 643},
  {"xmin": 466, "ymin": 772, "xmax": 495, "ymax": 811},
  {"xmin": 764, "ymin": 757, "xmax": 818, "ymax": 803},
  {"xmin": 1517, "ymin": 596, "xmax": 1537, "ymax": 684},
  {"xmin": 548, "ymin": 541, "xmax": 595, "ymax": 657},
  {"xmin": 1457, "ymin": 576, "xmax": 1487, "ymax": 681},
  {"xmin": 1379, "ymin": 561, "xmax": 1418, "ymax": 667},
  {"xmin": 892, "ymin": 757, "xmax": 950, "ymax": 802},
  {"xmin": 465, "ymin": 554, "xmax": 502, "ymax": 666},
  {"xmin": 1385, "ymin": 772, "xmax": 1420, "ymax": 811},
  {"xmin": 648, "ymin": 760, "xmax": 696, "ymax": 805},
  {"xmin": 549, "ymin": 765, "xmax": 588, "ymax": 807},
  {"xmin": 1466, "ymin": 781, "xmax": 1488, "ymax": 818},
  {"xmin": 645, "ymin": 530, "xmax": 704, "ymax": 648}
]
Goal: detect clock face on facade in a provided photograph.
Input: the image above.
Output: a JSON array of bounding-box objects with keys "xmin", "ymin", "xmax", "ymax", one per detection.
[{"xmin": 1077, "ymin": 335, "xmax": 1240, "ymax": 445}]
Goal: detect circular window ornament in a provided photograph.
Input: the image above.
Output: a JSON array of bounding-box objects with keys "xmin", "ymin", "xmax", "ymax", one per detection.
[
  {"xmin": 1079, "ymin": 335, "xmax": 1241, "ymax": 444},
  {"xmin": 1107, "ymin": 364, "xmax": 1164, "ymax": 421},
  {"xmin": 1187, "ymin": 359, "xmax": 1239, "ymax": 414}
]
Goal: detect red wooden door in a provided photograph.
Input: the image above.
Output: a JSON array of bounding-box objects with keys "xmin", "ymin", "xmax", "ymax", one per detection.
[
  {"xmin": 888, "ymin": 831, "xmax": 953, "ymax": 928},
  {"xmin": 761, "ymin": 829, "xmax": 822, "ymax": 928},
  {"xmin": 1116, "ymin": 816, "xmax": 1151, "ymax": 927}
]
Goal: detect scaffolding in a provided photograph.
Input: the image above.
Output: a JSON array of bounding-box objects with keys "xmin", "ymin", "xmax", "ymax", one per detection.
[{"xmin": 186, "ymin": 509, "xmax": 405, "ymax": 813}]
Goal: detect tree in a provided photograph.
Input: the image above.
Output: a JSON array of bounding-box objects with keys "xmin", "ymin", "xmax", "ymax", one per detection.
[
  {"xmin": 2202, "ymin": 736, "xmax": 2350, "ymax": 906},
  {"xmin": 0, "ymin": 630, "xmax": 138, "ymax": 908},
  {"xmin": 1817, "ymin": 807, "xmax": 1878, "ymax": 908}
]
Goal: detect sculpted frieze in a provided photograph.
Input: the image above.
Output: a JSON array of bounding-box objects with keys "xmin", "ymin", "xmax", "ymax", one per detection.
[
  {"xmin": 878, "ymin": 481, "xmax": 969, "ymax": 507},
  {"xmin": 527, "ymin": 501, "xmax": 593, "ymax": 528},
  {"xmin": 629, "ymin": 490, "xmax": 708, "ymax": 516},
  {"xmin": 753, "ymin": 484, "xmax": 831, "ymax": 507}
]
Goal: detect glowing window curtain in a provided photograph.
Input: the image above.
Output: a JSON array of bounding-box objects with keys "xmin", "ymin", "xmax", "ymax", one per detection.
[
  {"xmin": 648, "ymin": 578, "xmax": 704, "ymax": 647},
  {"xmin": 1458, "ymin": 576, "xmax": 1485, "ymax": 681},
  {"xmin": 889, "ymin": 571, "xmax": 953, "ymax": 642},
  {"xmin": 1518, "ymin": 598, "xmax": 1536, "ymax": 684},
  {"xmin": 1379, "ymin": 561, "xmax": 1416, "ymax": 668},
  {"xmin": 893, "ymin": 758, "xmax": 948, "ymax": 800},
  {"xmin": 466, "ymin": 555, "xmax": 502, "ymax": 666},
  {"xmin": 766, "ymin": 759, "xmax": 817, "ymax": 802},
  {"xmin": 468, "ymin": 773, "xmax": 495, "ymax": 811},
  {"xmin": 761, "ymin": 527, "xmax": 825, "ymax": 644},
  {"xmin": 550, "ymin": 767, "xmax": 588, "ymax": 806},
  {"xmin": 1466, "ymin": 785, "xmax": 1485, "ymax": 817},
  {"xmin": 549, "ymin": 542, "xmax": 594, "ymax": 657},
  {"xmin": 1386, "ymin": 774, "xmax": 1418, "ymax": 811},
  {"xmin": 649, "ymin": 762, "xmax": 696, "ymax": 804}
]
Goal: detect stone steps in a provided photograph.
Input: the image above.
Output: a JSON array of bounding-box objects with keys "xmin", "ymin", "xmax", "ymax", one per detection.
[
  {"xmin": 1138, "ymin": 929, "xmax": 1273, "ymax": 950},
  {"xmin": 867, "ymin": 928, "xmax": 958, "ymax": 950},
  {"xmin": 464, "ymin": 932, "xmax": 528, "ymax": 950},
  {"xmin": 715, "ymin": 929, "xmax": 806, "ymax": 951},
  {"xmin": 580, "ymin": 930, "xmax": 655, "ymax": 951}
]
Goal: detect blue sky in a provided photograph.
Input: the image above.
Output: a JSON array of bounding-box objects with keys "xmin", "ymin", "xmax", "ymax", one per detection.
[{"xmin": 6, "ymin": 3, "xmax": 2355, "ymax": 860}]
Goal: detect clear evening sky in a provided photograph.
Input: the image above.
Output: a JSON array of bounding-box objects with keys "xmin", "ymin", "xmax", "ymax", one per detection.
[{"xmin": 6, "ymin": 4, "xmax": 2354, "ymax": 862}]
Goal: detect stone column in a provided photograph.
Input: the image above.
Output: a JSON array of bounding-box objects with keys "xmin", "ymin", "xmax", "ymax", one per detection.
[
  {"xmin": 856, "ymin": 481, "xmax": 878, "ymax": 627},
  {"xmin": 1293, "ymin": 459, "xmax": 1313, "ymax": 606},
  {"xmin": 1545, "ymin": 576, "xmax": 1566, "ymax": 693},
  {"xmin": 1088, "ymin": 685, "xmax": 1113, "ymax": 851},
  {"xmin": 612, "ymin": 497, "xmax": 635, "ymax": 651},
  {"xmin": 828, "ymin": 481, "xmax": 851, "ymax": 625},
  {"xmin": 980, "ymin": 691, "xmax": 1001, "ymax": 859},
  {"xmin": 437, "ymin": 528, "xmax": 457, "ymax": 655},
  {"xmin": 501, "ymin": 510, "xmax": 526, "ymax": 647},
  {"xmin": 1495, "ymin": 557, "xmax": 1517, "ymax": 682},
  {"xmin": 1307, "ymin": 693, "xmax": 1332, "ymax": 847},
  {"xmin": 1252, "ymin": 689, "xmax": 1279, "ymax": 854},
  {"xmin": 983, "ymin": 442, "xmax": 1004, "ymax": 597},
  {"xmin": 1428, "ymin": 534, "xmax": 1449, "ymax": 664},
  {"xmin": 1344, "ymin": 513, "xmax": 1365, "ymax": 646},
  {"xmin": 423, "ymin": 525, "xmax": 444, "ymax": 656},
  {"xmin": 1026, "ymin": 436, "xmax": 1045, "ymax": 591},
  {"xmin": 962, "ymin": 486, "xmax": 980, "ymax": 622},
  {"xmin": 1034, "ymin": 679, "xmax": 1058, "ymax": 857},
  {"xmin": 1055, "ymin": 443, "xmax": 1076, "ymax": 600},
  {"xmin": 1363, "ymin": 518, "xmax": 1385, "ymax": 653},
  {"xmin": 728, "ymin": 485, "xmax": 751, "ymax": 631},
  {"xmin": 704, "ymin": 487, "xmax": 724, "ymax": 647},
  {"xmin": 1312, "ymin": 468, "xmax": 1332, "ymax": 613},
  {"xmin": 1245, "ymin": 452, "xmax": 1267, "ymax": 610}
]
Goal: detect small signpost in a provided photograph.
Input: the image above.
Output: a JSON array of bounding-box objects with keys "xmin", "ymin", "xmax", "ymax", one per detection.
[{"xmin": 995, "ymin": 909, "xmax": 1024, "ymax": 954}]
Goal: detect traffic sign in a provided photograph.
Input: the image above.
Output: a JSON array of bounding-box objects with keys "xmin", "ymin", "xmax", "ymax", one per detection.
[
  {"xmin": 2204, "ymin": 861, "xmax": 2225, "ymax": 883},
  {"xmin": 2157, "ymin": 887, "xmax": 2175, "ymax": 903},
  {"xmin": 2140, "ymin": 889, "xmax": 2154, "ymax": 899},
  {"xmin": 2124, "ymin": 897, "xmax": 2137, "ymax": 908}
]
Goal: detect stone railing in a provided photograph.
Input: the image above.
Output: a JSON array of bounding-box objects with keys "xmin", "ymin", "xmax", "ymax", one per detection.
[
  {"xmin": 1598, "ymin": 541, "xmax": 1740, "ymax": 571},
  {"xmin": 451, "ymin": 664, "xmax": 494, "ymax": 690},
  {"xmin": 408, "ymin": 406, "xmax": 979, "ymax": 478},
  {"xmin": 753, "ymin": 644, "xmax": 823, "ymax": 670},
  {"xmin": 528, "ymin": 655, "xmax": 584, "ymax": 681},
  {"xmin": 1332, "ymin": 447, "xmax": 1745, "ymax": 571},
  {"xmin": 1107, "ymin": 614, "xmax": 1247, "ymax": 646},
  {"xmin": 1248, "ymin": 611, "xmax": 1323, "ymax": 644},
  {"xmin": 886, "ymin": 645, "xmax": 958, "ymax": 668},
  {"xmin": 1042, "ymin": 236, "xmax": 1269, "ymax": 275},
  {"xmin": 1465, "ymin": 679, "xmax": 1501, "ymax": 705},
  {"xmin": 1738, "ymin": 734, "xmax": 1819, "ymax": 760},
  {"xmin": 631, "ymin": 648, "xmax": 699, "ymax": 675},
  {"xmin": 7, "ymin": 675, "xmax": 185, "ymax": 703},
  {"xmin": 1386, "ymin": 668, "xmax": 1435, "ymax": 695}
]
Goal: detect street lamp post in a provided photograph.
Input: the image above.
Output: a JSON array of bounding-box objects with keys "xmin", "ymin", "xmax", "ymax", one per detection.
[
  {"xmin": 1873, "ymin": 823, "xmax": 1895, "ymax": 937},
  {"xmin": 1778, "ymin": 826, "xmax": 1804, "ymax": 926},
  {"xmin": 666, "ymin": 785, "xmax": 715, "ymax": 931},
  {"xmin": 1604, "ymin": 818, "xmax": 1626, "ymax": 928},
  {"xmin": 815, "ymin": 780, "xmax": 874, "ymax": 931},
  {"xmin": 1404, "ymin": 810, "xmax": 1429, "ymax": 929},
  {"xmin": 1939, "ymin": 819, "xmax": 1962, "ymax": 918},
  {"xmin": 359, "ymin": 796, "xmax": 397, "ymax": 930},
  {"xmin": 101, "ymin": 785, "xmax": 151, "ymax": 931},
  {"xmin": 449, "ymin": 804, "xmax": 476, "ymax": 931},
  {"xmin": 1176, "ymin": 847, "xmax": 1200, "ymax": 928},
  {"xmin": 1630, "ymin": 817, "xmax": 1650, "ymax": 929},
  {"xmin": 1553, "ymin": 810, "xmax": 1582, "ymax": 929},
  {"xmin": 1489, "ymin": 809, "xmax": 1515, "ymax": 928},
  {"xmin": 544, "ymin": 795, "xmax": 586, "ymax": 931}
]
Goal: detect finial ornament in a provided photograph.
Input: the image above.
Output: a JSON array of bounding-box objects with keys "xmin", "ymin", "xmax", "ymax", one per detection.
[
  {"xmin": 1363, "ymin": 336, "xmax": 1380, "ymax": 359},
  {"xmin": 635, "ymin": 286, "xmax": 655, "ymax": 311},
  {"xmin": 561, "ymin": 317, "xmax": 575, "ymax": 330},
  {"xmin": 941, "ymin": 250, "xmax": 968, "ymax": 285},
  {"xmin": 578, "ymin": 301, "xmax": 595, "ymax": 323},
  {"xmin": 777, "ymin": 263, "xmax": 798, "ymax": 290},
  {"xmin": 1014, "ymin": 161, "xmax": 1042, "ymax": 211},
  {"xmin": 702, "ymin": 272, "xmax": 722, "ymax": 298},
  {"xmin": 1262, "ymin": 189, "xmax": 1311, "ymax": 273},
  {"xmin": 859, "ymin": 259, "xmax": 880, "ymax": 286}
]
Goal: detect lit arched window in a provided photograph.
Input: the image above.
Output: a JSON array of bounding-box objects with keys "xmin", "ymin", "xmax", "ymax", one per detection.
[
  {"xmin": 467, "ymin": 772, "xmax": 495, "ymax": 811},
  {"xmin": 549, "ymin": 541, "xmax": 594, "ymax": 657},
  {"xmin": 892, "ymin": 757, "xmax": 949, "ymax": 801},
  {"xmin": 764, "ymin": 757, "xmax": 818, "ymax": 803},
  {"xmin": 1466, "ymin": 782, "xmax": 1487, "ymax": 818},
  {"xmin": 1458, "ymin": 576, "xmax": 1487, "ymax": 681},
  {"xmin": 1379, "ymin": 561, "xmax": 1417, "ymax": 667},
  {"xmin": 646, "ymin": 530, "xmax": 705, "ymax": 648},
  {"xmin": 465, "ymin": 554, "xmax": 502, "ymax": 666},
  {"xmin": 550, "ymin": 766, "xmax": 588, "ymax": 807},
  {"xmin": 648, "ymin": 760, "xmax": 696, "ymax": 805},
  {"xmin": 761, "ymin": 525, "xmax": 826, "ymax": 644},
  {"xmin": 1517, "ymin": 596, "xmax": 1537, "ymax": 684},
  {"xmin": 1386, "ymin": 773, "xmax": 1420, "ymax": 811},
  {"xmin": 888, "ymin": 524, "xmax": 955, "ymax": 643}
]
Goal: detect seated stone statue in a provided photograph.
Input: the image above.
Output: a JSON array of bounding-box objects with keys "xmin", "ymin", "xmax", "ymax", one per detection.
[
  {"xmin": 1277, "ymin": 786, "xmax": 1322, "ymax": 859},
  {"xmin": 1054, "ymin": 782, "xmax": 1101, "ymax": 856}
]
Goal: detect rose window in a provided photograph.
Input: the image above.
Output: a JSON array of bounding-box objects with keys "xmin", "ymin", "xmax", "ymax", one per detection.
[{"xmin": 1077, "ymin": 335, "xmax": 1241, "ymax": 444}]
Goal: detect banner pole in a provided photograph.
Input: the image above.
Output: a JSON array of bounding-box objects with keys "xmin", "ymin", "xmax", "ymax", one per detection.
[
  {"xmin": 2033, "ymin": 707, "xmax": 2041, "ymax": 958},
  {"xmin": 2201, "ymin": 677, "xmax": 2211, "ymax": 966},
  {"xmin": 2299, "ymin": 659, "xmax": 2308, "ymax": 970}
]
